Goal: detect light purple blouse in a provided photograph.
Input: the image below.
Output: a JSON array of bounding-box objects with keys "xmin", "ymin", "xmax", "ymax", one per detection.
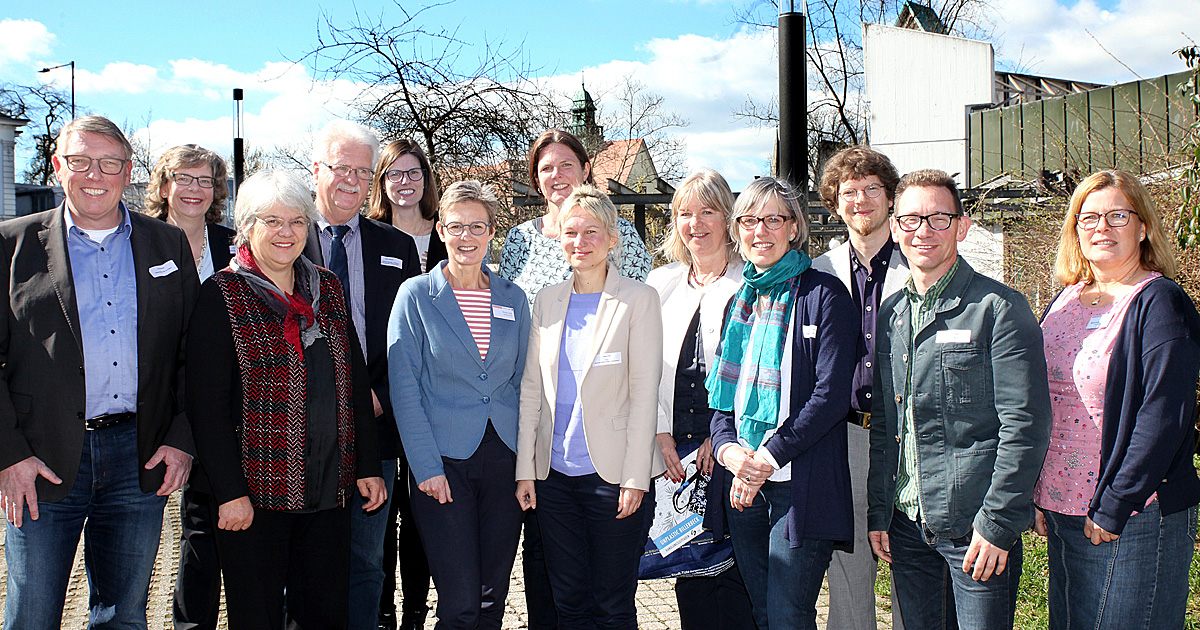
[{"xmin": 552, "ymin": 292, "xmax": 602, "ymax": 476}]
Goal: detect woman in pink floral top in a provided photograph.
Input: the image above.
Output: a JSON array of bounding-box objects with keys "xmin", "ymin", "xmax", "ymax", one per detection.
[{"xmin": 1034, "ymin": 170, "xmax": 1200, "ymax": 630}]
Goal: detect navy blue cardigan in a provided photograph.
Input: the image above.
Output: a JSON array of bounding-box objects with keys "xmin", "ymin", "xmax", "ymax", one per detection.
[
  {"xmin": 1044, "ymin": 277, "xmax": 1200, "ymax": 534},
  {"xmin": 708, "ymin": 268, "xmax": 856, "ymax": 547}
]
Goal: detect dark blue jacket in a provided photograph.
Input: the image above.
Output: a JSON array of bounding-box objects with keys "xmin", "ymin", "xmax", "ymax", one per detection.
[
  {"xmin": 1082, "ymin": 277, "xmax": 1200, "ymax": 533},
  {"xmin": 708, "ymin": 268, "xmax": 856, "ymax": 547}
]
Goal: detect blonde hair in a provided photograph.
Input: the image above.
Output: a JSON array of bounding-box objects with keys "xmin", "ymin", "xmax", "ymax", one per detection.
[
  {"xmin": 438, "ymin": 180, "xmax": 499, "ymax": 227},
  {"xmin": 562, "ymin": 184, "xmax": 621, "ymax": 262},
  {"xmin": 144, "ymin": 145, "xmax": 230, "ymax": 223},
  {"xmin": 1053, "ymin": 169, "xmax": 1175, "ymax": 285},
  {"xmin": 658, "ymin": 169, "xmax": 737, "ymax": 265}
]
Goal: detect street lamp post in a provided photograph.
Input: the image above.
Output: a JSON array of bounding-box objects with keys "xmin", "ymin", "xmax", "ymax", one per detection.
[{"xmin": 38, "ymin": 61, "xmax": 75, "ymax": 119}]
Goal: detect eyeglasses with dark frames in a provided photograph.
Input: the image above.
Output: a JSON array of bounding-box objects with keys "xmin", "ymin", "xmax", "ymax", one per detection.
[
  {"xmin": 1076, "ymin": 209, "xmax": 1138, "ymax": 230},
  {"xmin": 62, "ymin": 155, "xmax": 127, "ymax": 175},
  {"xmin": 442, "ymin": 221, "xmax": 491, "ymax": 236},
  {"xmin": 735, "ymin": 214, "xmax": 793, "ymax": 230},
  {"xmin": 839, "ymin": 184, "xmax": 885, "ymax": 202},
  {"xmin": 170, "ymin": 173, "xmax": 215, "ymax": 189},
  {"xmin": 322, "ymin": 162, "xmax": 374, "ymax": 180},
  {"xmin": 894, "ymin": 212, "xmax": 959, "ymax": 232},
  {"xmin": 385, "ymin": 168, "xmax": 424, "ymax": 183}
]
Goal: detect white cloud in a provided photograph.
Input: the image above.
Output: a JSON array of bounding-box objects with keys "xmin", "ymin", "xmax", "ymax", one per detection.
[
  {"xmin": 75, "ymin": 62, "xmax": 161, "ymax": 94},
  {"xmin": 992, "ymin": 0, "xmax": 1198, "ymax": 83},
  {"xmin": 0, "ymin": 19, "xmax": 55, "ymax": 70}
]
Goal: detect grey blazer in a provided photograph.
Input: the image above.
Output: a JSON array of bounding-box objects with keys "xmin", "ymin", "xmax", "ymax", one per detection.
[{"xmin": 0, "ymin": 203, "xmax": 199, "ymax": 501}]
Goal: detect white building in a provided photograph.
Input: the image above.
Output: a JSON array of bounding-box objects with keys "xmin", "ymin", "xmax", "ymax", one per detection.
[{"xmin": 0, "ymin": 114, "xmax": 30, "ymax": 219}]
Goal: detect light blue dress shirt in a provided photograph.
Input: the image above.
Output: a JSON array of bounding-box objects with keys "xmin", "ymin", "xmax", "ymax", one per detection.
[{"xmin": 65, "ymin": 203, "xmax": 139, "ymax": 419}]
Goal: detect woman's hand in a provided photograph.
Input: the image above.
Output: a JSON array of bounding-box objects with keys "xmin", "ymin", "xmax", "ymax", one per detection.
[
  {"xmin": 357, "ymin": 476, "xmax": 387, "ymax": 512},
  {"xmin": 656, "ymin": 433, "xmax": 685, "ymax": 482},
  {"xmin": 696, "ymin": 438, "xmax": 714, "ymax": 476},
  {"xmin": 1032, "ymin": 507, "xmax": 1047, "ymax": 537},
  {"xmin": 218, "ymin": 497, "xmax": 254, "ymax": 531},
  {"xmin": 418, "ymin": 475, "xmax": 452, "ymax": 504},
  {"xmin": 729, "ymin": 476, "xmax": 759, "ymax": 512},
  {"xmin": 616, "ymin": 487, "xmax": 644, "ymax": 519},
  {"xmin": 1084, "ymin": 516, "xmax": 1119, "ymax": 545},
  {"xmin": 721, "ymin": 445, "xmax": 773, "ymax": 486},
  {"xmin": 516, "ymin": 480, "xmax": 537, "ymax": 511}
]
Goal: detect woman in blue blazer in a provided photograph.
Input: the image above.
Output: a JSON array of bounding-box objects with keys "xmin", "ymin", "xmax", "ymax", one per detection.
[{"xmin": 387, "ymin": 180, "xmax": 531, "ymax": 630}]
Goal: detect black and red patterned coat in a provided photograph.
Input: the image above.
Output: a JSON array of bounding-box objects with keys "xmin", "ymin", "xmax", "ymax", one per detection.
[{"xmin": 185, "ymin": 267, "xmax": 381, "ymax": 510}]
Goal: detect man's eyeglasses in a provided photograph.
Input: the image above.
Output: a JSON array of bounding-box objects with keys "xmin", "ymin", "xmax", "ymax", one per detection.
[
  {"xmin": 839, "ymin": 184, "xmax": 885, "ymax": 202},
  {"xmin": 735, "ymin": 214, "xmax": 793, "ymax": 230},
  {"xmin": 1076, "ymin": 209, "xmax": 1138, "ymax": 230},
  {"xmin": 62, "ymin": 155, "xmax": 127, "ymax": 175},
  {"xmin": 170, "ymin": 173, "xmax": 215, "ymax": 189},
  {"xmin": 442, "ymin": 221, "xmax": 491, "ymax": 236},
  {"xmin": 385, "ymin": 168, "xmax": 424, "ymax": 183},
  {"xmin": 322, "ymin": 163, "xmax": 373, "ymax": 180},
  {"xmin": 894, "ymin": 212, "xmax": 959, "ymax": 232}
]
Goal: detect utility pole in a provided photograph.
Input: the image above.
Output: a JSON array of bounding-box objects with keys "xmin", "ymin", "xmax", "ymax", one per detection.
[
  {"xmin": 778, "ymin": 1, "xmax": 807, "ymax": 192},
  {"xmin": 232, "ymin": 88, "xmax": 244, "ymax": 200},
  {"xmin": 38, "ymin": 61, "xmax": 75, "ymax": 119}
]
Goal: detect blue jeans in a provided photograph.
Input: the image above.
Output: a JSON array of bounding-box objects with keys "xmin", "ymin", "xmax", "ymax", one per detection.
[
  {"xmin": 724, "ymin": 479, "xmax": 835, "ymax": 630},
  {"xmin": 888, "ymin": 510, "xmax": 1022, "ymax": 630},
  {"xmin": 348, "ymin": 458, "xmax": 397, "ymax": 630},
  {"xmin": 4, "ymin": 421, "xmax": 168, "ymax": 630},
  {"xmin": 1044, "ymin": 502, "xmax": 1198, "ymax": 630},
  {"xmin": 536, "ymin": 470, "xmax": 651, "ymax": 630}
]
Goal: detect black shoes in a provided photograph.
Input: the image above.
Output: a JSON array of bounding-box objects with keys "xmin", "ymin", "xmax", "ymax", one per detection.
[{"xmin": 398, "ymin": 606, "xmax": 429, "ymax": 630}]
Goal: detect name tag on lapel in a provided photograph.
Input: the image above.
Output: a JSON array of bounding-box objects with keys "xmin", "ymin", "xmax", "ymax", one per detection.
[
  {"xmin": 1085, "ymin": 314, "xmax": 1110, "ymax": 330},
  {"xmin": 935, "ymin": 329, "xmax": 971, "ymax": 343},
  {"xmin": 150, "ymin": 260, "xmax": 179, "ymax": 278},
  {"xmin": 802, "ymin": 325, "xmax": 817, "ymax": 338},
  {"xmin": 380, "ymin": 255, "xmax": 404, "ymax": 269},
  {"xmin": 593, "ymin": 352, "xmax": 622, "ymax": 366},
  {"xmin": 492, "ymin": 304, "xmax": 516, "ymax": 321}
]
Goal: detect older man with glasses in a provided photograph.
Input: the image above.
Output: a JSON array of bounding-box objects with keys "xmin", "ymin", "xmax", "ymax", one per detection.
[
  {"xmin": 0, "ymin": 115, "xmax": 199, "ymax": 629},
  {"xmin": 301, "ymin": 119, "xmax": 422, "ymax": 630}
]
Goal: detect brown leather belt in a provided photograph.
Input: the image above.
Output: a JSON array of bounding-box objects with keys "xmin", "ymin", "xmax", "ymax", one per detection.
[
  {"xmin": 847, "ymin": 410, "xmax": 871, "ymax": 430},
  {"xmin": 85, "ymin": 412, "xmax": 135, "ymax": 431}
]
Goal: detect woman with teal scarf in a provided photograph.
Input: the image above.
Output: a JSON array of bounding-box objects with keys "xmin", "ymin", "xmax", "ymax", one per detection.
[{"xmin": 707, "ymin": 176, "xmax": 858, "ymax": 630}]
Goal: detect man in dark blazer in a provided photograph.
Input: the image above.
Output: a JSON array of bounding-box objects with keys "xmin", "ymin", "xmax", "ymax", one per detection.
[
  {"xmin": 0, "ymin": 115, "xmax": 199, "ymax": 629},
  {"xmin": 302, "ymin": 119, "xmax": 420, "ymax": 630}
]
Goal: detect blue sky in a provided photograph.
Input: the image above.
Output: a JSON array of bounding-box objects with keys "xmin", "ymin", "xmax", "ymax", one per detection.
[{"xmin": 2, "ymin": 0, "xmax": 1196, "ymax": 189}]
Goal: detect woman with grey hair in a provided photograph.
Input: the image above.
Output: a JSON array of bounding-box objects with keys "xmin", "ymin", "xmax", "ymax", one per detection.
[
  {"xmin": 186, "ymin": 169, "xmax": 386, "ymax": 630},
  {"xmin": 516, "ymin": 184, "xmax": 664, "ymax": 629},
  {"xmin": 386, "ymin": 180, "xmax": 530, "ymax": 630},
  {"xmin": 707, "ymin": 176, "xmax": 857, "ymax": 629}
]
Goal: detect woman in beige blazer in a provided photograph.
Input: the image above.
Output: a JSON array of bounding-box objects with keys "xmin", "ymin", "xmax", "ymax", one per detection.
[{"xmin": 515, "ymin": 184, "xmax": 664, "ymax": 630}]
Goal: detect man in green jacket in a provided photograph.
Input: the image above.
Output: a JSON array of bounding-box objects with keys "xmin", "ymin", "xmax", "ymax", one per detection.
[{"xmin": 866, "ymin": 169, "xmax": 1051, "ymax": 630}]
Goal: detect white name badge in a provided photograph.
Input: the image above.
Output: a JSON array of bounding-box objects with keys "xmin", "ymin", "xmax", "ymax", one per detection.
[
  {"xmin": 380, "ymin": 255, "xmax": 404, "ymax": 269},
  {"xmin": 935, "ymin": 329, "xmax": 971, "ymax": 343},
  {"xmin": 229, "ymin": 245, "xmax": 237, "ymax": 255},
  {"xmin": 802, "ymin": 325, "xmax": 817, "ymax": 338},
  {"xmin": 593, "ymin": 352, "xmax": 622, "ymax": 366},
  {"xmin": 149, "ymin": 260, "xmax": 179, "ymax": 278},
  {"xmin": 1085, "ymin": 314, "xmax": 1110, "ymax": 330},
  {"xmin": 492, "ymin": 304, "xmax": 516, "ymax": 321}
]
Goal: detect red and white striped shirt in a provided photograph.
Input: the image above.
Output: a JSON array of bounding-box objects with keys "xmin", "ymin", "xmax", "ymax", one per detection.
[{"xmin": 453, "ymin": 288, "xmax": 492, "ymax": 360}]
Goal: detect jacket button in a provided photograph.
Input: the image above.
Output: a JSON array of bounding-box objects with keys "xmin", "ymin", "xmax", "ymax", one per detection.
[
  {"xmin": 482, "ymin": 396, "xmax": 490, "ymax": 404},
  {"xmin": 895, "ymin": 395, "xmax": 902, "ymax": 403},
  {"xmin": 478, "ymin": 373, "xmax": 488, "ymax": 381},
  {"xmin": 895, "ymin": 435, "xmax": 900, "ymax": 443}
]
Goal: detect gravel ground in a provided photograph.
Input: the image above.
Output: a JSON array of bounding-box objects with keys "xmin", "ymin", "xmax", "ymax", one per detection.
[{"xmin": 0, "ymin": 492, "xmax": 891, "ymax": 629}]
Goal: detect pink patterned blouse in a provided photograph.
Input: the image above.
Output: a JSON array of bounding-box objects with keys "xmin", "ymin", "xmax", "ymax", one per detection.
[{"xmin": 1033, "ymin": 272, "xmax": 1161, "ymax": 515}]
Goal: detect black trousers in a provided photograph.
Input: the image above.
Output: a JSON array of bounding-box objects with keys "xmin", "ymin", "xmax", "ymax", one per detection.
[
  {"xmin": 173, "ymin": 487, "xmax": 221, "ymax": 630},
  {"xmin": 215, "ymin": 504, "xmax": 351, "ymax": 630},
  {"xmin": 380, "ymin": 454, "xmax": 431, "ymax": 618},
  {"xmin": 522, "ymin": 509, "xmax": 559, "ymax": 630},
  {"xmin": 408, "ymin": 424, "xmax": 524, "ymax": 630},
  {"xmin": 675, "ymin": 564, "xmax": 755, "ymax": 630},
  {"xmin": 536, "ymin": 470, "xmax": 652, "ymax": 630}
]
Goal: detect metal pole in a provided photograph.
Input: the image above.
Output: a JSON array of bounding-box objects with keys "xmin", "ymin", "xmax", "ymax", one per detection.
[
  {"xmin": 232, "ymin": 89, "xmax": 244, "ymax": 200},
  {"xmin": 69, "ymin": 61, "xmax": 75, "ymax": 119},
  {"xmin": 778, "ymin": 2, "xmax": 807, "ymax": 192}
]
